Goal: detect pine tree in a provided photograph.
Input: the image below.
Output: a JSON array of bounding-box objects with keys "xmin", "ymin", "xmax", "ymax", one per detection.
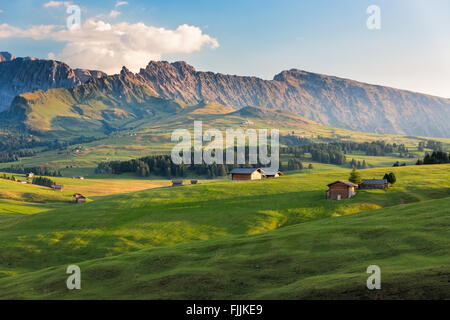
[
  {"xmin": 388, "ymin": 172, "xmax": 396, "ymax": 184},
  {"xmin": 362, "ymin": 160, "xmax": 368, "ymax": 169},
  {"xmin": 383, "ymin": 172, "xmax": 397, "ymax": 184},
  {"xmin": 349, "ymin": 167, "xmax": 362, "ymax": 185}
]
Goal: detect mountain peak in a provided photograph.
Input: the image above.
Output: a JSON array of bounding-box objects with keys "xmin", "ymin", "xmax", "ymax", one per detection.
[
  {"xmin": 172, "ymin": 61, "xmax": 196, "ymax": 73},
  {"xmin": 143, "ymin": 60, "xmax": 196, "ymax": 73},
  {"xmin": 0, "ymin": 52, "xmax": 15, "ymax": 62},
  {"xmin": 120, "ymin": 66, "xmax": 133, "ymax": 76}
]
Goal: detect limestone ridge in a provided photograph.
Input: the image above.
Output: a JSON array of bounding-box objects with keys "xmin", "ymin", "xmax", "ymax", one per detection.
[
  {"xmin": 1, "ymin": 55, "xmax": 449, "ymax": 137},
  {"xmin": 0, "ymin": 52, "xmax": 106, "ymax": 111},
  {"xmin": 138, "ymin": 61, "xmax": 450, "ymax": 137}
]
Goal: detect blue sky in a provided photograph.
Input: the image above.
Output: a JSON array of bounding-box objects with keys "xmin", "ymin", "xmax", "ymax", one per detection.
[{"xmin": 0, "ymin": 0, "xmax": 449, "ymax": 97}]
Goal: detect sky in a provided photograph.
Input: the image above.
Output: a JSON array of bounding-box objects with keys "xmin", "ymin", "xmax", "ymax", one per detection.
[{"xmin": 0, "ymin": 0, "xmax": 449, "ymax": 98}]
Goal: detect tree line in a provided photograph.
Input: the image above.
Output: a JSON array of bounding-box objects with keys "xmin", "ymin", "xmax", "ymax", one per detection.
[
  {"xmin": 32, "ymin": 176, "xmax": 56, "ymax": 187},
  {"xmin": 417, "ymin": 140, "xmax": 443, "ymax": 152},
  {"xmin": 282, "ymin": 140, "xmax": 411, "ymax": 158},
  {"xmin": 0, "ymin": 150, "xmax": 37, "ymax": 163},
  {"xmin": 416, "ymin": 151, "xmax": 450, "ymax": 165},
  {"xmin": 96, "ymin": 154, "xmax": 233, "ymax": 178},
  {"xmin": 2, "ymin": 165, "xmax": 62, "ymax": 177}
]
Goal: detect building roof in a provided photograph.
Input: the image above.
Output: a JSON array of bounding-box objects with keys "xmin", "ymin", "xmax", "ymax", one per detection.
[
  {"xmin": 361, "ymin": 179, "xmax": 388, "ymax": 185},
  {"xmin": 263, "ymin": 170, "xmax": 282, "ymax": 176},
  {"xmin": 51, "ymin": 185, "xmax": 64, "ymax": 188},
  {"xmin": 327, "ymin": 180, "xmax": 358, "ymax": 187},
  {"xmin": 230, "ymin": 168, "xmax": 263, "ymax": 175}
]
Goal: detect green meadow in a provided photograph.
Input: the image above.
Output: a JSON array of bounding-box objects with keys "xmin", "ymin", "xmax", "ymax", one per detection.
[
  {"xmin": 2, "ymin": 102, "xmax": 449, "ymax": 177},
  {"xmin": 0, "ymin": 164, "xmax": 448, "ymax": 299}
]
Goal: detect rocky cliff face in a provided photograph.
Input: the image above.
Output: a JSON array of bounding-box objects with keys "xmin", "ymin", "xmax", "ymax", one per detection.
[
  {"xmin": 0, "ymin": 52, "xmax": 15, "ymax": 62},
  {"xmin": 0, "ymin": 53, "xmax": 106, "ymax": 111},
  {"xmin": 138, "ymin": 61, "xmax": 450, "ymax": 137},
  {"xmin": 74, "ymin": 69, "xmax": 107, "ymax": 83},
  {"xmin": 1, "ymin": 57, "xmax": 449, "ymax": 137}
]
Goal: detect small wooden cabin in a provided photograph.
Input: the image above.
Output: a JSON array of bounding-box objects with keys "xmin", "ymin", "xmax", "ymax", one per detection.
[
  {"xmin": 26, "ymin": 172, "xmax": 34, "ymax": 178},
  {"xmin": 51, "ymin": 185, "xmax": 64, "ymax": 191},
  {"xmin": 172, "ymin": 180, "xmax": 184, "ymax": 187},
  {"xmin": 326, "ymin": 181, "xmax": 357, "ymax": 200},
  {"xmin": 190, "ymin": 180, "xmax": 198, "ymax": 185},
  {"xmin": 76, "ymin": 196, "xmax": 86, "ymax": 203},
  {"xmin": 72, "ymin": 193, "xmax": 86, "ymax": 203},
  {"xmin": 230, "ymin": 168, "xmax": 265, "ymax": 181},
  {"xmin": 359, "ymin": 179, "xmax": 389, "ymax": 189},
  {"xmin": 263, "ymin": 170, "xmax": 283, "ymax": 178}
]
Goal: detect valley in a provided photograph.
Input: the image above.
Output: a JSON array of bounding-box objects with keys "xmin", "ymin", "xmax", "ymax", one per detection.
[{"xmin": 0, "ymin": 52, "xmax": 449, "ymax": 300}]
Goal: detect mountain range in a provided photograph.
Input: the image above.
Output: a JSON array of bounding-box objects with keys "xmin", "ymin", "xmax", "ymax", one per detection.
[
  {"xmin": 0, "ymin": 52, "xmax": 449, "ymax": 138},
  {"xmin": 0, "ymin": 52, "xmax": 105, "ymax": 112}
]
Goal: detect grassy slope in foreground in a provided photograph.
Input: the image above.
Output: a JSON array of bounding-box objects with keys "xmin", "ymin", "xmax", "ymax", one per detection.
[
  {"xmin": 0, "ymin": 196, "xmax": 448, "ymax": 299},
  {"xmin": 0, "ymin": 165, "xmax": 449, "ymax": 278}
]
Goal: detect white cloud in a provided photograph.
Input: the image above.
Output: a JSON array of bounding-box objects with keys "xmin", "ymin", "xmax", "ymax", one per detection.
[
  {"xmin": 109, "ymin": 10, "xmax": 121, "ymax": 18},
  {"xmin": 115, "ymin": 1, "xmax": 128, "ymax": 8},
  {"xmin": 0, "ymin": 19, "xmax": 219, "ymax": 74},
  {"xmin": 0, "ymin": 10, "xmax": 3, "ymax": 14},
  {"xmin": 43, "ymin": 1, "xmax": 72, "ymax": 8}
]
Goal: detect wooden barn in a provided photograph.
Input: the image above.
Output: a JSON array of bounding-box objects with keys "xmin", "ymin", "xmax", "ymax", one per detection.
[
  {"xmin": 263, "ymin": 170, "xmax": 283, "ymax": 178},
  {"xmin": 51, "ymin": 185, "xmax": 64, "ymax": 191},
  {"xmin": 76, "ymin": 196, "xmax": 86, "ymax": 203},
  {"xmin": 230, "ymin": 168, "xmax": 265, "ymax": 181},
  {"xmin": 326, "ymin": 181, "xmax": 357, "ymax": 200},
  {"xmin": 172, "ymin": 180, "xmax": 184, "ymax": 187},
  {"xmin": 359, "ymin": 179, "xmax": 389, "ymax": 189}
]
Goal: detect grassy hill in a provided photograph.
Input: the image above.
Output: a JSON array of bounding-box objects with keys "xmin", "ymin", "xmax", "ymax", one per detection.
[{"xmin": 0, "ymin": 164, "xmax": 448, "ymax": 298}]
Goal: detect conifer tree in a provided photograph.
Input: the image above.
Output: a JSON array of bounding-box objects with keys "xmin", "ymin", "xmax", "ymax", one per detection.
[{"xmin": 349, "ymin": 167, "xmax": 362, "ymax": 185}]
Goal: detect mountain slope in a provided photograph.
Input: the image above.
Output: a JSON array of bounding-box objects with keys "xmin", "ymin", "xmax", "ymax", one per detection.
[
  {"xmin": 0, "ymin": 66, "xmax": 185, "ymax": 136},
  {"xmin": 139, "ymin": 61, "xmax": 450, "ymax": 137},
  {"xmin": 0, "ymin": 53, "xmax": 106, "ymax": 111}
]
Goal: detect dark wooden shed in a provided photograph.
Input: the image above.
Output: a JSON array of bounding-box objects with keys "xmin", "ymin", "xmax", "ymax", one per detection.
[{"xmin": 359, "ymin": 179, "xmax": 389, "ymax": 189}]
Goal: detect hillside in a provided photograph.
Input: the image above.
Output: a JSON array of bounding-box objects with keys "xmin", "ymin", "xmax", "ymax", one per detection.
[
  {"xmin": 0, "ymin": 164, "xmax": 448, "ymax": 299},
  {"xmin": 0, "ymin": 165, "xmax": 448, "ymax": 280},
  {"xmin": 0, "ymin": 67, "xmax": 182, "ymax": 136},
  {"xmin": 0, "ymin": 53, "xmax": 105, "ymax": 111}
]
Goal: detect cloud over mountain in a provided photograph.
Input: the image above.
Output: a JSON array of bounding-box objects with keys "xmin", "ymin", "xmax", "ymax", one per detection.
[
  {"xmin": 43, "ymin": 1, "xmax": 72, "ymax": 8},
  {"xmin": 0, "ymin": 19, "xmax": 219, "ymax": 74}
]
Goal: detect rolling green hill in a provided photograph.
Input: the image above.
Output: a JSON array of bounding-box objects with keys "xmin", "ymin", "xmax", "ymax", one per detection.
[
  {"xmin": 1, "ymin": 197, "xmax": 448, "ymax": 299},
  {"xmin": 0, "ymin": 164, "xmax": 449, "ymax": 298}
]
